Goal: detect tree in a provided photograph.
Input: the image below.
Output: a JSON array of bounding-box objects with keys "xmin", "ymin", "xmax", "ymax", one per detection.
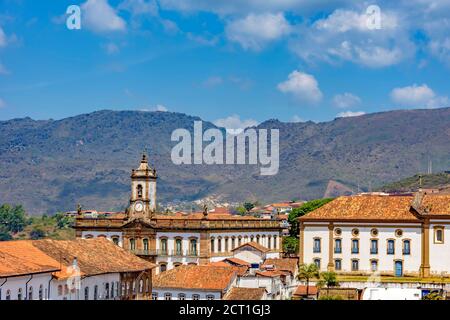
[
  {"xmin": 243, "ymin": 202, "xmax": 255, "ymax": 212},
  {"xmin": 0, "ymin": 224, "xmax": 12, "ymax": 241},
  {"xmin": 317, "ymin": 271, "xmax": 339, "ymax": 295},
  {"xmin": 0, "ymin": 204, "xmax": 28, "ymax": 233},
  {"xmin": 282, "ymin": 236, "xmax": 298, "ymax": 255},
  {"xmin": 297, "ymin": 263, "xmax": 320, "ymax": 297},
  {"xmin": 54, "ymin": 212, "xmax": 74, "ymax": 229},
  {"xmin": 29, "ymin": 227, "xmax": 46, "ymax": 240},
  {"xmin": 288, "ymin": 198, "xmax": 334, "ymax": 237}
]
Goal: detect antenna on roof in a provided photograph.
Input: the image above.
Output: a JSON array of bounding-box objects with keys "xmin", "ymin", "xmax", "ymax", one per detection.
[{"xmin": 419, "ymin": 174, "xmax": 423, "ymax": 191}]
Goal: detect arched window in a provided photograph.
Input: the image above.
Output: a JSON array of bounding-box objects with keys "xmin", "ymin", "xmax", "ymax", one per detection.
[
  {"xmin": 238, "ymin": 236, "xmax": 242, "ymax": 246},
  {"xmin": 111, "ymin": 282, "xmax": 115, "ymax": 298},
  {"xmin": 84, "ymin": 287, "xmax": 89, "ymax": 300},
  {"xmin": 210, "ymin": 237, "xmax": 215, "ymax": 253},
  {"xmin": 139, "ymin": 279, "xmax": 144, "ymax": 293},
  {"xmin": 267, "ymin": 236, "xmax": 272, "ymax": 249},
  {"xmin": 273, "ymin": 235, "xmax": 278, "ymax": 249},
  {"xmin": 137, "ymin": 184, "xmax": 143, "ymax": 198},
  {"xmin": 160, "ymin": 263, "xmax": 167, "ymax": 273},
  {"xmin": 256, "ymin": 235, "xmax": 260, "ymax": 244},
  {"xmin": 105, "ymin": 283, "xmax": 110, "ymax": 299},
  {"xmin": 206, "ymin": 294, "xmax": 214, "ymax": 300},
  {"xmin": 175, "ymin": 238, "xmax": 183, "ymax": 255},
  {"xmin": 143, "ymin": 238, "xmax": 149, "ymax": 252},
  {"xmin": 84, "ymin": 234, "xmax": 93, "ymax": 239},
  {"xmin": 112, "ymin": 236, "xmax": 119, "ymax": 246},
  {"xmin": 18, "ymin": 288, "xmax": 23, "ymax": 300},
  {"xmin": 231, "ymin": 237, "xmax": 236, "ymax": 249},
  {"xmin": 217, "ymin": 237, "xmax": 222, "ymax": 252},
  {"xmin": 225, "ymin": 237, "xmax": 229, "ymax": 251},
  {"xmin": 250, "ymin": 235, "xmax": 254, "ymax": 242},
  {"xmin": 129, "ymin": 238, "xmax": 136, "ymax": 251},
  {"xmin": 39, "ymin": 285, "xmax": 43, "ymax": 300},
  {"xmin": 28, "ymin": 286, "xmax": 33, "ymax": 300},
  {"xmin": 178, "ymin": 293, "xmax": 186, "ymax": 300},
  {"xmin": 192, "ymin": 294, "xmax": 200, "ymax": 300},
  {"xmin": 164, "ymin": 293, "xmax": 172, "ymax": 300},
  {"xmin": 6, "ymin": 290, "xmax": 11, "ymax": 300},
  {"xmin": 94, "ymin": 285, "xmax": 98, "ymax": 300},
  {"xmin": 190, "ymin": 238, "xmax": 197, "ymax": 256},
  {"xmin": 160, "ymin": 238, "xmax": 168, "ymax": 255},
  {"xmin": 58, "ymin": 285, "xmax": 63, "ymax": 296}
]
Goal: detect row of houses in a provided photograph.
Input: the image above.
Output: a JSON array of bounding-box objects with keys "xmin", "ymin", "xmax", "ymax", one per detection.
[{"xmin": 0, "ymin": 238, "xmax": 155, "ymax": 300}]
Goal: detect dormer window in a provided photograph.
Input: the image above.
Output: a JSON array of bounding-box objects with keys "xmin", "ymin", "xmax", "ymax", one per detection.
[{"xmin": 137, "ymin": 184, "xmax": 143, "ymax": 198}]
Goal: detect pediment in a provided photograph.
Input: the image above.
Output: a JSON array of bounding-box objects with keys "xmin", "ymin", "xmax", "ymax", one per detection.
[{"xmin": 122, "ymin": 218, "xmax": 155, "ymax": 229}]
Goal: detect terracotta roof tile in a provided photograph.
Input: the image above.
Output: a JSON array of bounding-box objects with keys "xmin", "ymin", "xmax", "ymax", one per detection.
[
  {"xmin": 224, "ymin": 258, "xmax": 251, "ymax": 267},
  {"xmin": 294, "ymin": 285, "xmax": 318, "ymax": 296},
  {"xmin": 153, "ymin": 265, "xmax": 237, "ymax": 291},
  {"xmin": 0, "ymin": 241, "xmax": 61, "ymax": 277},
  {"xmin": 224, "ymin": 287, "xmax": 266, "ymax": 300},
  {"xmin": 262, "ymin": 258, "xmax": 298, "ymax": 274},
  {"xmin": 32, "ymin": 238, "xmax": 155, "ymax": 276},
  {"xmin": 421, "ymin": 194, "xmax": 450, "ymax": 215},
  {"xmin": 231, "ymin": 241, "xmax": 270, "ymax": 253},
  {"xmin": 300, "ymin": 195, "xmax": 418, "ymax": 221}
]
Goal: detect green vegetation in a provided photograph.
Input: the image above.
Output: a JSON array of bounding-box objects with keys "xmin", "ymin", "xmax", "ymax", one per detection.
[
  {"xmin": 0, "ymin": 203, "xmax": 75, "ymax": 241},
  {"xmin": 423, "ymin": 292, "xmax": 444, "ymax": 300},
  {"xmin": 378, "ymin": 172, "xmax": 450, "ymax": 193},
  {"xmin": 288, "ymin": 198, "xmax": 334, "ymax": 237},
  {"xmin": 297, "ymin": 263, "xmax": 320, "ymax": 297},
  {"xmin": 282, "ymin": 236, "xmax": 299, "ymax": 255},
  {"xmin": 318, "ymin": 271, "xmax": 339, "ymax": 289}
]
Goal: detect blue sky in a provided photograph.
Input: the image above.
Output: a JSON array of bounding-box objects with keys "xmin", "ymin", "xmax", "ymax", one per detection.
[{"xmin": 0, "ymin": 0, "xmax": 450, "ymax": 128}]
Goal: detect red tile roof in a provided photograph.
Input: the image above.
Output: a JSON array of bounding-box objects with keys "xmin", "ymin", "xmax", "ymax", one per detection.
[
  {"xmin": 231, "ymin": 241, "xmax": 270, "ymax": 253},
  {"xmin": 32, "ymin": 238, "xmax": 155, "ymax": 276},
  {"xmin": 224, "ymin": 287, "xmax": 266, "ymax": 300},
  {"xmin": 262, "ymin": 258, "xmax": 298, "ymax": 274},
  {"xmin": 224, "ymin": 257, "xmax": 251, "ymax": 267},
  {"xmin": 153, "ymin": 265, "xmax": 237, "ymax": 291},
  {"xmin": 0, "ymin": 241, "xmax": 61, "ymax": 277},
  {"xmin": 300, "ymin": 195, "xmax": 419, "ymax": 221},
  {"xmin": 294, "ymin": 285, "xmax": 318, "ymax": 296}
]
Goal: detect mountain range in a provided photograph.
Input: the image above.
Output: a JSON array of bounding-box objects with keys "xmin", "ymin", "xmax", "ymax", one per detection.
[{"xmin": 1, "ymin": 107, "xmax": 450, "ymax": 215}]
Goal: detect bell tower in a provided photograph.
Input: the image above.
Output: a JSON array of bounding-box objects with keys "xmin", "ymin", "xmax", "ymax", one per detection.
[{"xmin": 127, "ymin": 153, "xmax": 157, "ymax": 221}]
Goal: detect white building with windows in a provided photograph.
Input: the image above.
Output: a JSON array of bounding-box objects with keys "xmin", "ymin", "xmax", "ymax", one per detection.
[
  {"xmin": 0, "ymin": 238, "xmax": 155, "ymax": 300},
  {"xmin": 299, "ymin": 193, "xmax": 450, "ymax": 278}
]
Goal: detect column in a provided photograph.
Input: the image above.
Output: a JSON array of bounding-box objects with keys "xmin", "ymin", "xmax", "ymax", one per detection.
[
  {"xmin": 420, "ymin": 219, "xmax": 430, "ymax": 278},
  {"xmin": 327, "ymin": 223, "xmax": 334, "ymax": 271}
]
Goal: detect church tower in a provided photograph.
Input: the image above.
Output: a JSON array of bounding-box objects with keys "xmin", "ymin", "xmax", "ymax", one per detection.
[{"xmin": 127, "ymin": 153, "xmax": 157, "ymax": 221}]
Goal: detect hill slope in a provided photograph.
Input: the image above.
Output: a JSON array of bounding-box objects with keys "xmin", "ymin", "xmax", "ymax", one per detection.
[{"xmin": 1, "ymin": 108, "xmax": 450, "ymax": 215}]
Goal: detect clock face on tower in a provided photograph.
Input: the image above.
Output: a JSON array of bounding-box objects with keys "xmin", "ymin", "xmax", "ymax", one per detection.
[{"xmin": 134, "ymin": 201, "xmax": 144, "ymax": 212}]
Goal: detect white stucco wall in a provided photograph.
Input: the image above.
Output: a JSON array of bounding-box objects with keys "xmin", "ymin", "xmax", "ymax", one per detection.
[{"xmin": 0, "ymin": 273, "xmax": 53, "ymax": 300}]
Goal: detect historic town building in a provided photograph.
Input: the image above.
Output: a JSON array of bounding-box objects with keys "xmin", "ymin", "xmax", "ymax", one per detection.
[
  {"xmin": 74, "ymin": 154, "xmax": 284, "ymax": 274},
  {"xmin": 299, "ymin": 192, "xmax": 450, "ymax": 278},
  {"xmin": 0, "ymin": 238, "xmax": 155, "ymax": 300}
]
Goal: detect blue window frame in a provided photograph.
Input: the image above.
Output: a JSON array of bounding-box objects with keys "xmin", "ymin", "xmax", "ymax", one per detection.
[
  {"xmin": 387, "ymin": 240, "xmax": 395, "ymax": 254},
  {"xmin": 370, "ymin": 239, "xmax": 378, "ymax": 254},
  {"xmin": 335, "ymin": 259, "xmax": 342, "ymax": 271},
  {"xmin": 403, "ymin": 240, "xmax": 410, "ymax": 255},
  {"xmin": 351, "ymin": 239, "xmax": 359, "ymax": 254},
  {"xmin": 313, "ymin": 238, "xmax": 321, "ymax": 253},
  {"xmin": 334, "ymin": 239, "xmax": 342, "ymax": 254}
]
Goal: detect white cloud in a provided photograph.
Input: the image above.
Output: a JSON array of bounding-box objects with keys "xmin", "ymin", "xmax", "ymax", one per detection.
[
  {"xmin": 82, "ymin": 0, "xmax": 126, "ymax": 33},
  {"xmin": 332, "ymin": 92, "xmax": 361, "ymax": 108},
  {"xmin": 118, "ymin": 0, "xmax": 158, "ymax": 15},
  {"xmin": 0, "ymin": 27, "xmax": 6, "ymax": 47},
  {"xmin": 290, "ymin": 8, "xmax": 413, "ymax": 68},
  {"xmin": 290, "ymin": 115, "xmax": 304, "ymax": 122},
  {"xmin": 336, "ymin": 111, "xmax": 365, "ymax": 118},
  {"xmin": 154, "ymin": 104, "xmax": 168, "ymax": 112},
  {"xmin": 213, "ymin": 114, "xmax": 258, "ymax": 133},
  {"xmin": 202, "ymin": 76, "xmax": 223, "ymax": 88},
  {"xmin": 225, "ymin": 13, "xmax": 292, "ymax": 51},
  {"xmin": 102, "ymin": 42, "xmax": 120, "ymax": 55},
  {"xmin": 277, "ymin": 70, "xmax": 323, "ymax": 104},
  {"xmin": 390, "ymin": 84, "xmax": 450, "ymax": 108},
  {"xmin": 0, "ymin": 63, "xmax": 9, "ymax": 75}
]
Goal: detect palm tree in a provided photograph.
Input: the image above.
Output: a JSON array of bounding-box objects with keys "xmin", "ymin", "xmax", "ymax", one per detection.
[
  {"xmin": 297, "ymin": 263, "xmax": 320, "ymax": 298},
  {"xmin": 317, "ymin": 271, "xmax": 339, "ymax": 296}
]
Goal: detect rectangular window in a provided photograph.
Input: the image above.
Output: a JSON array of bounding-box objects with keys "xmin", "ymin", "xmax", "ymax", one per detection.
[
  {"xmin": 435, "ymin": 227, "xmax": 444, "ymax": 244},
  {"xmin": 351, "ymin": 259, "xmax": 359, "ymax": 271},
  {"xmin": 192, "ymin": 294, "xmax": 200, "ymax": 300},
  {"xmin": 334, "ymin": 259, "xmax": 342, "ymax": 271},
  {"xmin": 403, "ymin": 240, "xmax": 411, "ymax": 255},
  {"xmin": 313, "ymin": 238, "xmax": 321, "ymax": 253},
  {"xmin": 178, "ymin": 293, "xmax": 186, "ymax": 300},
  {"xmin": 160, "ymin": 239, "xmax": 167, "ymax": 255},
  {"xmin": 370, "ymin": 239, "xmax": 378, "ymax": 254},
  {"xmin": 387, "ymin": 240, "xmax": 395, "ymax": 254},
  {"xmin": 371, "ymin": 260, "xmax": 378, "ymax": 272},
  {"xmin": 351, "ymin": 239, "xmax": 359, "ymax": 254},
  {"xmin": 206, "ymin": 295, "xmax": 214, "ymax": 300},
  {"xmin": 314, "ymin": 259, "xmax": 321, "ymax": 269},
  {"xmin": 334, "ymin": 239, "xmax": 342, "ymax": 254},
  {"xmin": 164, "ymin": 293, "xmax": 172, "ymax": 300},
  {"xmin": 151, "ymin": 293, "xmax": 158, "ymax": 300}
]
